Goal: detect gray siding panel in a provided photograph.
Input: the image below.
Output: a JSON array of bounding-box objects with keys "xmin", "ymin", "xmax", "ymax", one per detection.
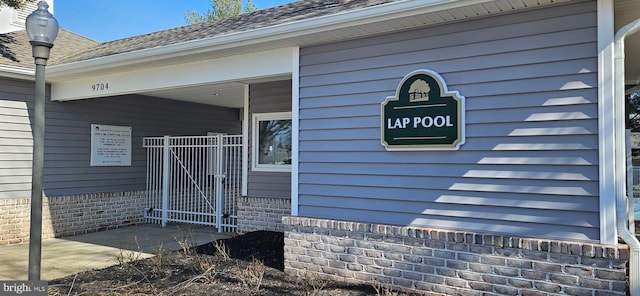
[
  {"xmin": 248, "ymin": 80, "xmax": 292, "ymax": 198},
  {"xmin": 0, "ymin": 78, "xmax": 36, "ymax": 198},
  {"xmin": 0, "ymin": 76, "xmax": 242, "ymax": 198},
  {"xmin": 42, "ymin": 95, "xmax": 241, "ymax": 196},
  {"xmin": 297, "ymin": 1, "xmax": 600, "ymax": 241}
]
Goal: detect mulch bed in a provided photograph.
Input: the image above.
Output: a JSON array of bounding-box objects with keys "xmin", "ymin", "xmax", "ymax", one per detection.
[
  {"xmin": 47, "ymin": 230, "xmax": 409, "ymax": 295},
  {"xmin": 194, "ymin": 230, "xmax": 285, "ymax": 271}
]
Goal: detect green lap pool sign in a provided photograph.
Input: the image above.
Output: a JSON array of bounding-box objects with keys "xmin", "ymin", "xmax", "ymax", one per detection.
[{"xmin": 381, "ymin": 69, "xmax": 465, "ymax": 150}]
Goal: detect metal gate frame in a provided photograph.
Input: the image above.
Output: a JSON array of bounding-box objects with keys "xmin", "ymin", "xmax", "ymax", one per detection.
[{"xmin": 143, "ymin": 134, "xmax": 242, "ymax": 232}]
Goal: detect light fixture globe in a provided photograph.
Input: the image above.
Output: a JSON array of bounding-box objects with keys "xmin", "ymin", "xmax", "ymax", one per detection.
[{"xmin": 25, "ymin": 1, "xmax": 59, "ymax": 45}]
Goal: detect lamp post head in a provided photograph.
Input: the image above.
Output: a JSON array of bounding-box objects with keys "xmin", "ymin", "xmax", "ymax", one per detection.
[
  {"xmin": 25, "ymin": 1, "xmax": 59, "ymax": 62},
  {"xmin": 25, "ymin": 1, "xmax": 59, "ymax": 45}
]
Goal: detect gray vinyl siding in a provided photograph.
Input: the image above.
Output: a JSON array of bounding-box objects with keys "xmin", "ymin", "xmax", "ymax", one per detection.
[
  {"xmin": 297, "ymin": 1, "xmax": 600, "ymax": 242},
  {"xmin": 248, "ymin": 80, "xmax": 292, "ymax": 198},
  {"xmin": 0, "ymin": 78, "xmax": 36, "ymax": 199},
  {"xmin": 0, "ymin": 77, "xmax": 241, "ymax": 198}
]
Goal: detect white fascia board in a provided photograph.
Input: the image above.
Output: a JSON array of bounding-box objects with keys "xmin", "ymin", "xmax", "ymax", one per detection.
[
  {"xmin": 0, "ymin": 65, "xmax": 34, "ymax": 80},
  {"xmin": 48, "ymin": 0, "xmax": 492, "ymax": 78},
  {"xmin": 51, "ymin": 47, "xmax": 295, "ymax": 101}
]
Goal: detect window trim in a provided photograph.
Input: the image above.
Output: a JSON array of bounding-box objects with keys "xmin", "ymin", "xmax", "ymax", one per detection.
[{"xmin": 252, "ymin": 112, "xmax": 292, "ymax": 172}]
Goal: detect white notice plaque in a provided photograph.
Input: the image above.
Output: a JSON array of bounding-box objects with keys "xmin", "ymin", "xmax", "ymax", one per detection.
[{"xmin": 90, "ymin": 124, "xmax": 132, "ymax": 166}]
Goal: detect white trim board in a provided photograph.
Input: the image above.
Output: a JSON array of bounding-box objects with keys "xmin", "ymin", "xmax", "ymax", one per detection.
[
  {"xmin": 50, "ymin": 47, "xmax": 297, "ymax": 102},
  {"xmin": 291, "ymin": 46, "xmax": 300, "ymax": 216},
  {"xmin": 597, "ymin": 0, "xmax": 617, "ymax": 245}
]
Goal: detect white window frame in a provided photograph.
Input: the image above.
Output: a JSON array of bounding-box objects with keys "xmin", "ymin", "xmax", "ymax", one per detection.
[{"xmin": 252, "ymin": 112, "xmax": 292, "ymax": 172}]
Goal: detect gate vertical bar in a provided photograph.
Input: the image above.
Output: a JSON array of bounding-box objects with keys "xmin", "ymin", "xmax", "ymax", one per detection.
[
  {"xmin": 208, "ymin": 136, "xmax": 215, "ymax": 225},
  {"xmin": 215, "ymin": 134, "xmax": 224, "ymax": 232},
  {"xmin": 180, "ymin": 137, "xmax": 186, "ymax": 223},
  {"xmin": 161, "ymin": 135, "xmax": 170, "ymax": 227}
]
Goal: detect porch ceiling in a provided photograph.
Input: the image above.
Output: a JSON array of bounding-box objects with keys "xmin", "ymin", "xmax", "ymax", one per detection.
[
  {"xmin": 139, "ymin": 76, "xmax": 290, "ymax": 108},
  {"xmin": 140, "ymin": 82, "xmax": 247, "ymax": 108}
]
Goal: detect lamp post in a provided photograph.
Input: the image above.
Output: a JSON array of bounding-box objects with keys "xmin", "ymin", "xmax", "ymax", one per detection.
[{"xmin": 25, "ymin": 1, "xmax": 58, "ymax": 281}]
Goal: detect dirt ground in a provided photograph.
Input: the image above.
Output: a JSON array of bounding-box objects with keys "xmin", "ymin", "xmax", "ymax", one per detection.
[{"xmin": 48, "ymin": 231, "xmax": 411, "ymax": 296}]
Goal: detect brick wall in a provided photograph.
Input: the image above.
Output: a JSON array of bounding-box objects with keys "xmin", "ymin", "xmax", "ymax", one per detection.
[
  {"xmin": 0, "ymin": 191, "xmax": 145, "ymax": 246},
  {"xmin": 0, "ymin": 198, "xmax": 32, "ymax": 245},
  {"xmin": 283, "ymin": 216, "xmax": 630, "ymax": 295},
  {"xmin": 237, "ymin": 196, "xmax": 290, "ymax": 234}
]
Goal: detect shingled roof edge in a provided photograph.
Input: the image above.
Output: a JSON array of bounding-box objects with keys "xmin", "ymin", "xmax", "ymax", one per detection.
[{"xmin": 48, "ymin": 0, "xmax": 465, "ymax": 76}]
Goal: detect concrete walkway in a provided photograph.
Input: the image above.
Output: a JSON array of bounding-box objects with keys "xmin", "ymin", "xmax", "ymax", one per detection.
[{"xmin": 0, "ymin": 224, "xmax": 232, "ymax": 281}]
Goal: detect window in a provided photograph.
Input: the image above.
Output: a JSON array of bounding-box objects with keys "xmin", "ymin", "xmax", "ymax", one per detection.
[{"xmin": 252, "ymin": 112, "xmax": 292, "ymax": 172}]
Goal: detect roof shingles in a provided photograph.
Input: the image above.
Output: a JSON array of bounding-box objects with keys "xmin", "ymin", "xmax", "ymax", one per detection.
[
  {"xmin": 56, "ymin": 0, "xmax": 395, "ymax": 64},
  {"xmin": 0, "ymin": 29, "xmax": 99, "ymax": 69},
  {"xmin": 1, "ymin": 0, "xmax": 393, "ymax": 69}
]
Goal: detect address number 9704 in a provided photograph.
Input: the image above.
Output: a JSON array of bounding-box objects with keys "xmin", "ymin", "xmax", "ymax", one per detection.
[{"xmin": 92, "ymin": 83, "xmax": 109, "ymax": 91}]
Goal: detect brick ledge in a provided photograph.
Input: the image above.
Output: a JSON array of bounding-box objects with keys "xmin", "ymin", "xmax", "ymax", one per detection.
[{"xmin": 283, "ymin": 216, "xmax": 629, "ymax": 260}]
